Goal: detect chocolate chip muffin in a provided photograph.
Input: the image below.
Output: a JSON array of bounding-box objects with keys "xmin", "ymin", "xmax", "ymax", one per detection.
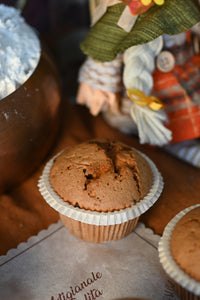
[
  {"xmin": 49, "ymin": 139, "xmax": 152, "ymax": 212},
  {"xmin": 39, "ymin": 138, "xmax": 163, "ymax": 243}
]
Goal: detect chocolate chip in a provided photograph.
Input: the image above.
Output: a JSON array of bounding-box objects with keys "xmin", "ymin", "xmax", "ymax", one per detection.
[{"xmin": 85, "ymin": 174, "xmax": 93, "ymax": 179}]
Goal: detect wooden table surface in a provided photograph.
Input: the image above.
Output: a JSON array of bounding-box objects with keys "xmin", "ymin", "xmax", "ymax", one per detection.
[{"xmin": 0, "ymin": 97, "xmax": 199, "ymax": 256}]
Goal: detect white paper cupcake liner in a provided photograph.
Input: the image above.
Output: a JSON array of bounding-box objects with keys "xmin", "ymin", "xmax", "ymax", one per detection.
[
  {"xmin": 158, "ymin": 204, "xmax": 200, "ymax": 296},
  {"xmin": 38, "ymin": 148, "xmax": 163, "ymax": 226}
]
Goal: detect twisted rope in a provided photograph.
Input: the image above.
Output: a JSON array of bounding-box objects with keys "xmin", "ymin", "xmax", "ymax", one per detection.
[{"xmin": 122, "ymin": 37, "xmax": 172, "ymax": 145}]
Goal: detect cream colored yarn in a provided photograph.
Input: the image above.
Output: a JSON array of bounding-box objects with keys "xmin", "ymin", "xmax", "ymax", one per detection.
[
  {"xmin": 78, "ymin": 55, "xmax": 123, "ymax": 93},
  {"xmin": 123, "ymin": 37, "xmax": 163, "ymax": 95},
  {"xmin": 122, "ymin": 37, "xmax": 172, "ymax": 145}
]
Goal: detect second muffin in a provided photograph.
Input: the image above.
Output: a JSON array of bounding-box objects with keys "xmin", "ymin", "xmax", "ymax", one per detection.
[{"xmin": 158, "ymin": 204, "xmax": 200, "ymax": 299}]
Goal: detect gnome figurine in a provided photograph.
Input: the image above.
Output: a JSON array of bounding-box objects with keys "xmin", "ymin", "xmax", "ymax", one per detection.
[{"xmin": 77, "ymin": 0, "xmax": 200, "ymax": 167}]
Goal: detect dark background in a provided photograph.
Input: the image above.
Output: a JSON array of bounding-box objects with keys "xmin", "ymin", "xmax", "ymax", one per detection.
[{"xmin": 2, "ymin": 0, "xmax": 90, "ymax": 35}]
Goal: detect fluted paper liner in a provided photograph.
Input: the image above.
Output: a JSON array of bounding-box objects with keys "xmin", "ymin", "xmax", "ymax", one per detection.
[
  {"xmin": 158, "ymin": 204, "xmax": 200, "ymax": 297},
  {"xmin": 38, "ymin": 148, "xmax": 163, "ymax": 227}
]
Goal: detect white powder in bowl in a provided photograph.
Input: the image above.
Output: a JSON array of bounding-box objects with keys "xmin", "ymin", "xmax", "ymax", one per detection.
[{"xmin": 0, "ymin": 4, "xmax": 41, "ymax": 100}]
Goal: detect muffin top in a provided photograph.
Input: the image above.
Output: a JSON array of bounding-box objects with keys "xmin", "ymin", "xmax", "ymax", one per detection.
[
  {"xmin": 50, "ymin": 139, "xmax": 152, "ymax": 212},
  {"xmin": 171, "ymin": 207, "xmax": 200, "ymax": 281}
]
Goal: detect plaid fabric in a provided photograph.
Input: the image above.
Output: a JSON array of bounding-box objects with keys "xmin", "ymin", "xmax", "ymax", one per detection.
[{"xmin": 153, "ymin": 43, "xmax": 200, "ymax": 143}]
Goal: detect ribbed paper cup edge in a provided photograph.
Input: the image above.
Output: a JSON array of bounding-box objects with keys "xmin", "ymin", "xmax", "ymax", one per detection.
[
  {"xmin": 158, "ymin": 204, "xmax": 200, "ymax": 295},
  {"xmin": 38, "ymin": 149, "xmax": 163, "ymax": 226},
  {"xmin": 60, "ymin": 213, "xmax": 140, "ymax": 243}
]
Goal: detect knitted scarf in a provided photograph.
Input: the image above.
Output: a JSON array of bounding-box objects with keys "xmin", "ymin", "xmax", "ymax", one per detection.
[{"xmin": 81, "ymin": 0, "xmax": 200, "ymax": 62}]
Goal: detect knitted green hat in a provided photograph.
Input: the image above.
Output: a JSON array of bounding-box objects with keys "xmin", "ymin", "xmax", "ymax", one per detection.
[{"xmin": 80, "ymin": 0, "xmax": 200, "ymax": 62}]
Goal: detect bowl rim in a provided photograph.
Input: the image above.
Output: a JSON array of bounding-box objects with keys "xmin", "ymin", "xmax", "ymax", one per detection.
[{"xmin": 0, "ymin": 46, "xmax": 43, "ymax": 104}]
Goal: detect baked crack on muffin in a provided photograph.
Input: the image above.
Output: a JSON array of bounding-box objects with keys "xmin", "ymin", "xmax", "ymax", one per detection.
[{"xmin": 49, "ymin": 139, "xmax": 152, "ymax": 212}]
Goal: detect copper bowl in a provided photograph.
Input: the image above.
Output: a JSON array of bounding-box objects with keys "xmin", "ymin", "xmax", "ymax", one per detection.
[{"xmin": 0, "ymin": 50, "xmax": 61, "ymax": 193}]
